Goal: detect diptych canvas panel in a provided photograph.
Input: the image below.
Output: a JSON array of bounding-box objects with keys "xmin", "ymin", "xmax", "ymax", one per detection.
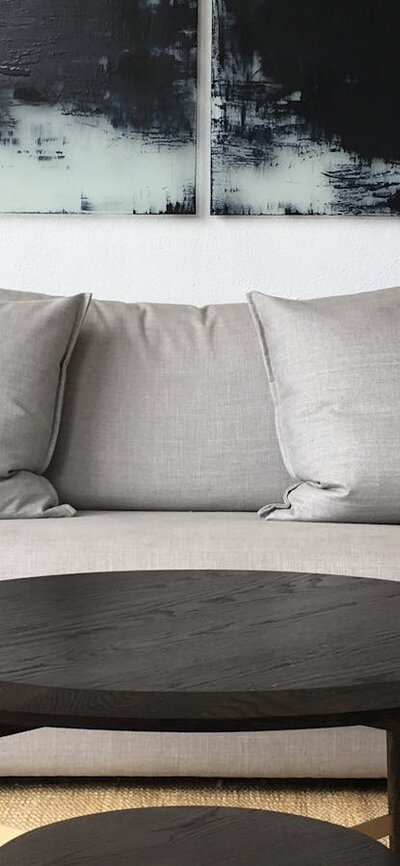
[
  {"xmin": 0, "ymin": 0, "xmax": 197, "ymax": 214},
  {"xmin": 212, "ymin": 0, "xmax": 400, "ymax": 215}
]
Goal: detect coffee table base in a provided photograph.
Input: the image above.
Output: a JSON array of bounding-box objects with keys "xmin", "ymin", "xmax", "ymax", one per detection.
[
  {"xmin": 354, "ymin": 815, "xmax": 392, "ymax": 841},
  {"xmin": 387, "ymin": 728, "xmax": 400, "ymax": 851},
  {"xmin": 348, "ymin": 725, "xmax": 400, "ymax": 852},
  {"xmin": 354, "ymin": 727, "xmax": 400, "ymax": 851},
  {"xmin": 1, "ymin": 723, "xmax": 399, "ymax": 851}
]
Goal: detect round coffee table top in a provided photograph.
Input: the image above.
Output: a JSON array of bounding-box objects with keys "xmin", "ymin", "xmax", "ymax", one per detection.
[
  {"xmin": 0, "ymin": 807, "xmax": 399, "ymax": 865},
  {"xmin": 1, "ymin": 570, "xmax": 400, "ymax": 733}
]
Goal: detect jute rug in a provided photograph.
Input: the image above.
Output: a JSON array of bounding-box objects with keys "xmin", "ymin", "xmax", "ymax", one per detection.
[{"xmin": 0, "ymin": 778, "xmax": 387, "ymax": 839}]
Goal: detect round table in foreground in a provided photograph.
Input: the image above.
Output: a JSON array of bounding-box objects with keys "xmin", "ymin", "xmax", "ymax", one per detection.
[
  {"xmin": 1, "ymin": 570, "xmax": 400, "ymax": 849},
  {"xmin": 0, "ymin": 808, "xmax": 399, "ymax": 865}
]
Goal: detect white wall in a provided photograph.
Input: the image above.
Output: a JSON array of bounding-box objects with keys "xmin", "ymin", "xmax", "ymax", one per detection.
[{"xmin": 1, "ymin": 0, "xmax": 399, "ymax": 305}]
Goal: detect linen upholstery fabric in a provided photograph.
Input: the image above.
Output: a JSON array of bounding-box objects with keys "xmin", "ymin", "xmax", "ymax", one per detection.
[
  {"xmin": 0, "ymin": 724, "xmax": 385, "ymax": 779},
  {"xmin": 1, "ymin": 511, "xmax": 400, "ymax": 581},
  {"xmin": 46, "ymin": 300, "xmax": 289, "ymax": 510},
  {"xmin": 0, "ymin": 293, "xmax": 90, "ymax": 518},
  {"xmin": 248, "ymin": 287, "xmax": 400, "ymax": 522}
]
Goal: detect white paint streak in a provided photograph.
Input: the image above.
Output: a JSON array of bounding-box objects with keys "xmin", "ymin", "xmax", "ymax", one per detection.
[
  {"xmin": 0, "ymin": 103, "xmax": 194, "ymax": 214},
  {"xmin": 213, "ymin": 137, "xmax": 400, "ymax": 216}
]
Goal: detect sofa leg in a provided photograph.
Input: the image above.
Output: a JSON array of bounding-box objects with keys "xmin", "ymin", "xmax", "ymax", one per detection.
[{"xmin": 387, "ymin": 727, "xmax": 400, "ymax": 852}]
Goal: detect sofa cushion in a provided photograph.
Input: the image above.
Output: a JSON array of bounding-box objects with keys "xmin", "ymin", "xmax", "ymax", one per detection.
[
  {"xmin": 1, "ymin": 511, "xmax": 399, "ymax": 581},
  {"xmin": 0, "ymin": 291, "xmax": 289, "ymax": 511},
  {"xmin": 47, "ymin": 300, "xmax": 289, "ymax": 510},
  {"xmin": 248, "ymin": 287, "xmax": 400, "ymax": 522},
  {"xmin": 0, "ymin": 292, "xmax": 90, "ymax": 518}
]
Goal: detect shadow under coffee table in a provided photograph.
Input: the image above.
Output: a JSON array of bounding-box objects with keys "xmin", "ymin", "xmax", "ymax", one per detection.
[{"xmin": 0, "ymin": 570, "xmax": 400, "ymax": 855}]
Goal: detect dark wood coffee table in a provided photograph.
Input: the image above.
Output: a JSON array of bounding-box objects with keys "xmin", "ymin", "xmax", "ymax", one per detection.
[
  {"xmin": 1, "ymin": 807, "xmax": 399, "ymax": 865},
  {"xmin": 0, "ymin": 570, "xmax": 400, "ymax": 851}
]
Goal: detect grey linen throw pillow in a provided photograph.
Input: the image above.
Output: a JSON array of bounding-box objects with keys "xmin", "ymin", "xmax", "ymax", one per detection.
[
  {"xmin": 0, "ymin": 292, "xmax": 91, "ymax": 518},
  {"xmin": 248, "ymin": 287, "xmax": 400, "ymax": 523}
]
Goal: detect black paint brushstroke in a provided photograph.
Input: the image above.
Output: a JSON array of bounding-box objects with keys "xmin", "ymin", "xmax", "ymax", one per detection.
[
  {"xmin": 229, "ymin": 0, "xmax": 400, "ymax": 163},
  {"xmin": 212, "ymin": 0, "xmax": 400, "ymax": 215}
]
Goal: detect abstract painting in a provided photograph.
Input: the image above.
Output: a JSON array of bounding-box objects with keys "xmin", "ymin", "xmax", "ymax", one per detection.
[
  {"xmin": 212, "ymin": 0, "xmax": 400, "ymax": 215},
  {"xmin": 0, "ymin": 0, "xmax": 197, "ymax": 214}
]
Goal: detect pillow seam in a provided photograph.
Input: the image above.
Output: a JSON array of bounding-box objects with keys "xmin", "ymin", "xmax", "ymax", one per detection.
[
  {"xmin": 45, "ymin": 293, "xmax": 92, "ymax": 470},
  {"xmin": 247, "ymin": 293, "xmax": 297, "ymax": 484}
]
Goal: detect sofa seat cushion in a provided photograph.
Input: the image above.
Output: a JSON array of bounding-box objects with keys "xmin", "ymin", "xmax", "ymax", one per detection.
[{"xmin": 1, "ymin": 511, "xmax": 399, "ymax": 582}]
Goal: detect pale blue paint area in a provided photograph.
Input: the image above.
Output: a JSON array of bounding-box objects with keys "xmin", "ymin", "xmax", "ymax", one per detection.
[{"xmin": 0, "ymin": 102, "xmax": 195, "ymax": 214}]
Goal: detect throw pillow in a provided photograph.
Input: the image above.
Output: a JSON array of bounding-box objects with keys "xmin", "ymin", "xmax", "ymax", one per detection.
[
  {"xmin": 248, "ymin": 287, "xmax": 400, "ymax": 523},
  {"xmin": 0, "ymin": 292, "xmax": 91, "ymax": 517}
]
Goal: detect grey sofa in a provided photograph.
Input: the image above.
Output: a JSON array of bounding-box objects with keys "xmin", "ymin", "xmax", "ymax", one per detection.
[{"xmin": 0, "ymin": 292, "xmax": 392, "ymax": 778}]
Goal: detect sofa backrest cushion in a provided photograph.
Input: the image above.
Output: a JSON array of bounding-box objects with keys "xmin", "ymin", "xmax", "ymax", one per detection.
[
  {"xmin": 0, "ymin": 290, "xmax": 289, "ymax": 510},
  {"xmin": 50, "ymin": 299, "xmax": 290, "ymax": 510}
]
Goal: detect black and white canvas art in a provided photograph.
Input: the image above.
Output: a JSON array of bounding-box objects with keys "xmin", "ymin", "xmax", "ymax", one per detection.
[
  {"xmin": 212, "ymin": 0, "xmax": 400, "ymax": 215},
  {"xmin": 0, "ymin": 0, "xmax": 197, "ymax": 214}
]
